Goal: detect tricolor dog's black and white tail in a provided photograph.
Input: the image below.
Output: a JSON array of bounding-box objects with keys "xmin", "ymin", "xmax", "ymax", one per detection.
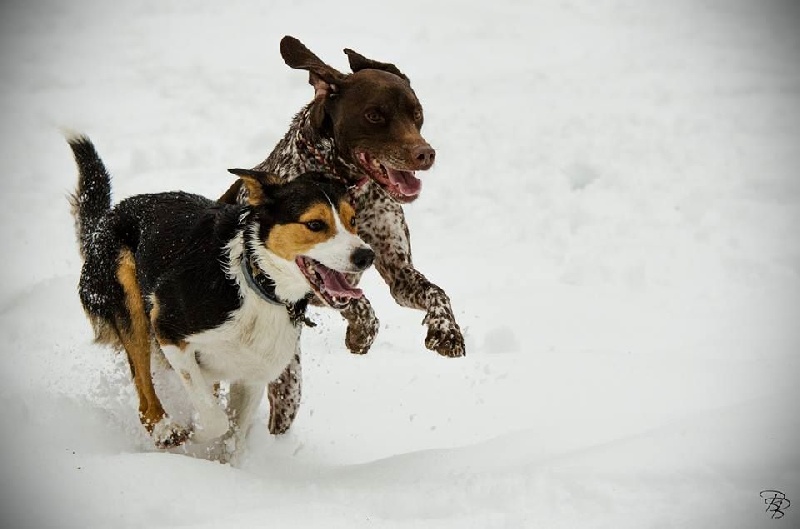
[
  {"xmin": 67, "ymin": 134, "xmax": 112, "ymax": 259},
  {"xmin": 67, "ymin": 133, "xmax": 128, "ymax": 349}
]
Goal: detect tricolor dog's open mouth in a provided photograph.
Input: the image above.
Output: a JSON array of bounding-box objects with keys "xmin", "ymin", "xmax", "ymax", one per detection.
[
  {"xmin": 296, "ymin": 256, "xmax": 363, "ymax": 309},
  {"xmin": 355, "ymin": 151, "xmax": 422, "ymax": 203}
]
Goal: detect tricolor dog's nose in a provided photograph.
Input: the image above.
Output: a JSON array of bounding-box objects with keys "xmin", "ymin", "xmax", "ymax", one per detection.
[
  {"xmin": 413, "ymin": 144, "xmax": 436, "ymax": 169},
  {"xmin": 351, "ymin": 247, "xmax": 375, "ymax": 271}
]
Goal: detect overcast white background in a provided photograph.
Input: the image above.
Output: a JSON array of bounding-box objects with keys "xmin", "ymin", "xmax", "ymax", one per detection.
[{"xmin": 0, "ymin": 0, "xmax": 798, "ymax": 527}]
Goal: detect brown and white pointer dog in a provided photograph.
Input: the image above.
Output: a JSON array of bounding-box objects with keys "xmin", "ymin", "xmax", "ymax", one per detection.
[{"xmin": 220, "ymin": 36, "xmax": 466, "ymax": 435}]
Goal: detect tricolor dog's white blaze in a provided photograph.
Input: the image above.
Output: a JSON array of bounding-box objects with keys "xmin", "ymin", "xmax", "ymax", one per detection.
[{"xmin": 302, "ymin": 197, "xmax": 368, "ymax": 273}]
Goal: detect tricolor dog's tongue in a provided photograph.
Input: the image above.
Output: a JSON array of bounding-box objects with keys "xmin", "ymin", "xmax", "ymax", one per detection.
[
  {"xmin": 386, "ymin": 168, "xmax": 422, "ymax": 196},
  {"xmin": 320, "ymin": 266, "xmax": 363, "ymax": 299}
]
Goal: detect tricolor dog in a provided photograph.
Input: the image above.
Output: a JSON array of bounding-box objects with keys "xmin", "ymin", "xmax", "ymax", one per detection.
[{"xmin": 68, "ymin": 135, "xmax": 373, "ymax": 455}]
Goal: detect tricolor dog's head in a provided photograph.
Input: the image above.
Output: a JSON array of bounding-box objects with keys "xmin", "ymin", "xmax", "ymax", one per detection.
[
  {"xmin": 230, "ymin": 168, "xmax": 373, "ymax": 308},
  {"xmin": 281, "ymin": 35, "xmax": 434, "ymax": 204}
]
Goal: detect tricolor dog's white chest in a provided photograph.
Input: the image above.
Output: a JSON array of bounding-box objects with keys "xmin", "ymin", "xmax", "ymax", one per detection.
[{"xmin": 186, "ymin": 289, "xmax": 300, "ymax": 384}]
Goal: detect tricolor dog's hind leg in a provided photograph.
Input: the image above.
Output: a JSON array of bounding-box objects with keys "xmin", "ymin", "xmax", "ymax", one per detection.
[{"xmin": 67, "ymin": 134, "xmax": 188, "ymax": 448}]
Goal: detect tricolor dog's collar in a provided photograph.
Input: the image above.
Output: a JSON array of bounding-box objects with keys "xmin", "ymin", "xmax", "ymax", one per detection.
[{"xmin": 240, "ymin": 241, "xmax": 312, "ymax": 327}]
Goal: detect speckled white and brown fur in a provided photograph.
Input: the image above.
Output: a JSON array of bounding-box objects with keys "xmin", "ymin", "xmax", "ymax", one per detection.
[{"xmin": 221, "ymin": 36, "xmax": 465, "ymax": 435}]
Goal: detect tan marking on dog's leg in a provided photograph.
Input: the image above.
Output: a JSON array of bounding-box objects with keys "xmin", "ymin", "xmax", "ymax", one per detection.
[
  {"xmin": 116, "ymin": 249, "xmax": 170, "ymax": 434},
  {"xmin": 149, "ymin": 296, "xmax": 191, "ymax": 351}
]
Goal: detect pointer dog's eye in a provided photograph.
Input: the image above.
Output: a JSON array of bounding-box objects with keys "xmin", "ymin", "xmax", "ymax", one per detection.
[
  {"xmin": 365, "ymin": 109, "xmax": 385, "ymax": 124},
  {"xmin": 305, "ymin": 220, "xmax": 327, "ymax": 232}
]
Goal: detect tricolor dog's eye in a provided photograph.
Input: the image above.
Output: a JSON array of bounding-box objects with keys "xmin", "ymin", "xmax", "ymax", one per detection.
[
  {"xmin": 305, "ymin": 220, "xmax": 327, "ymax": 232},
  {"xmin": 350, "ymin": 217, "xmax": 356, "ymax": 228},
  {"xmin": 365, "ymin": 109, "xmax": 385, "ymax": 124}
]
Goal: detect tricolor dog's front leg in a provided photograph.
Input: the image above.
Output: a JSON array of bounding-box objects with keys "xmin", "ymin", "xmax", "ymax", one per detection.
[
  {"xmin": 161, "ymin": 343, "xmax": 230, "ymax": 442},
  {"xmin": 354, "ymin": 183, "xmax": 465, "ymax": 358},
  {"xmin": 220, "ymin": 381, "xmax": 266, "ymax": 464}
]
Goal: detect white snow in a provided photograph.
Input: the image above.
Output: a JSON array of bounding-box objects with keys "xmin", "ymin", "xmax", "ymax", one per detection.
[{"xmin": 1, "ymin": 0, "xmax": 798, "ymax": 527}]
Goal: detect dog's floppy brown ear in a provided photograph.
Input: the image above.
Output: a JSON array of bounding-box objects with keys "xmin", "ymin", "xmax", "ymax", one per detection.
[
  {"xmin": 343, "ymin": 47, "xmax": 409, "ymax": 82},
  {"xmin": 281, "ymin": 36, "xmax": 346, "ymax": 99},
  {"xmin": 228, "ymin": 168, "xmax": 281, "ymax": 206}
]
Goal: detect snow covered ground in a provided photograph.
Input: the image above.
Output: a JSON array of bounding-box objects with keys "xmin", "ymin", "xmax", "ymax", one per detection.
[{"xmin": 1, "ymin": 0, "xmax": 799, "ymax": 527}]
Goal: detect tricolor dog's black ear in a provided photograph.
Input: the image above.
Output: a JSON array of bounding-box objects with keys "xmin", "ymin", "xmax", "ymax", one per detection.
[
  {"xmin": 280, "ymin": 36, "xmax": 347, "ymax": 100},
  {"xmin": 343, "ymin": 47, "xmax": 409, "ymax": 82},
  {"xmin": 228, "ymin": 168, "xmax": 281, "ymax": 206}
]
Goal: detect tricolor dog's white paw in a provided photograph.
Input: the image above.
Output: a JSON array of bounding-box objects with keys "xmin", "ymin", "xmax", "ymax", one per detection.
[
  {"xmin": 191, "ymin": 409, "xmax": 230, "ymax": 443},
  {"xmin": 216, "ymin": 434, "xmax": 248, "ymax": 466}
]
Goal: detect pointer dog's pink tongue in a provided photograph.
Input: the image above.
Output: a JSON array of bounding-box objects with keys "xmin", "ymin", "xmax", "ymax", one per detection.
[
  {"xmin": 355, "ymin": 152, "xmax": 423, "ymax": 199},
  {"xmin": 386, "ymin": 168, "xmax": 422, "ymax": 196}
]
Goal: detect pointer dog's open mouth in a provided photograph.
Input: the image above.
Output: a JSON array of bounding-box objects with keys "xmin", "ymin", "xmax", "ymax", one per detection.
[{"xmin": 355, "ymin": 151, "xmax": 422, "ymax": 203}]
